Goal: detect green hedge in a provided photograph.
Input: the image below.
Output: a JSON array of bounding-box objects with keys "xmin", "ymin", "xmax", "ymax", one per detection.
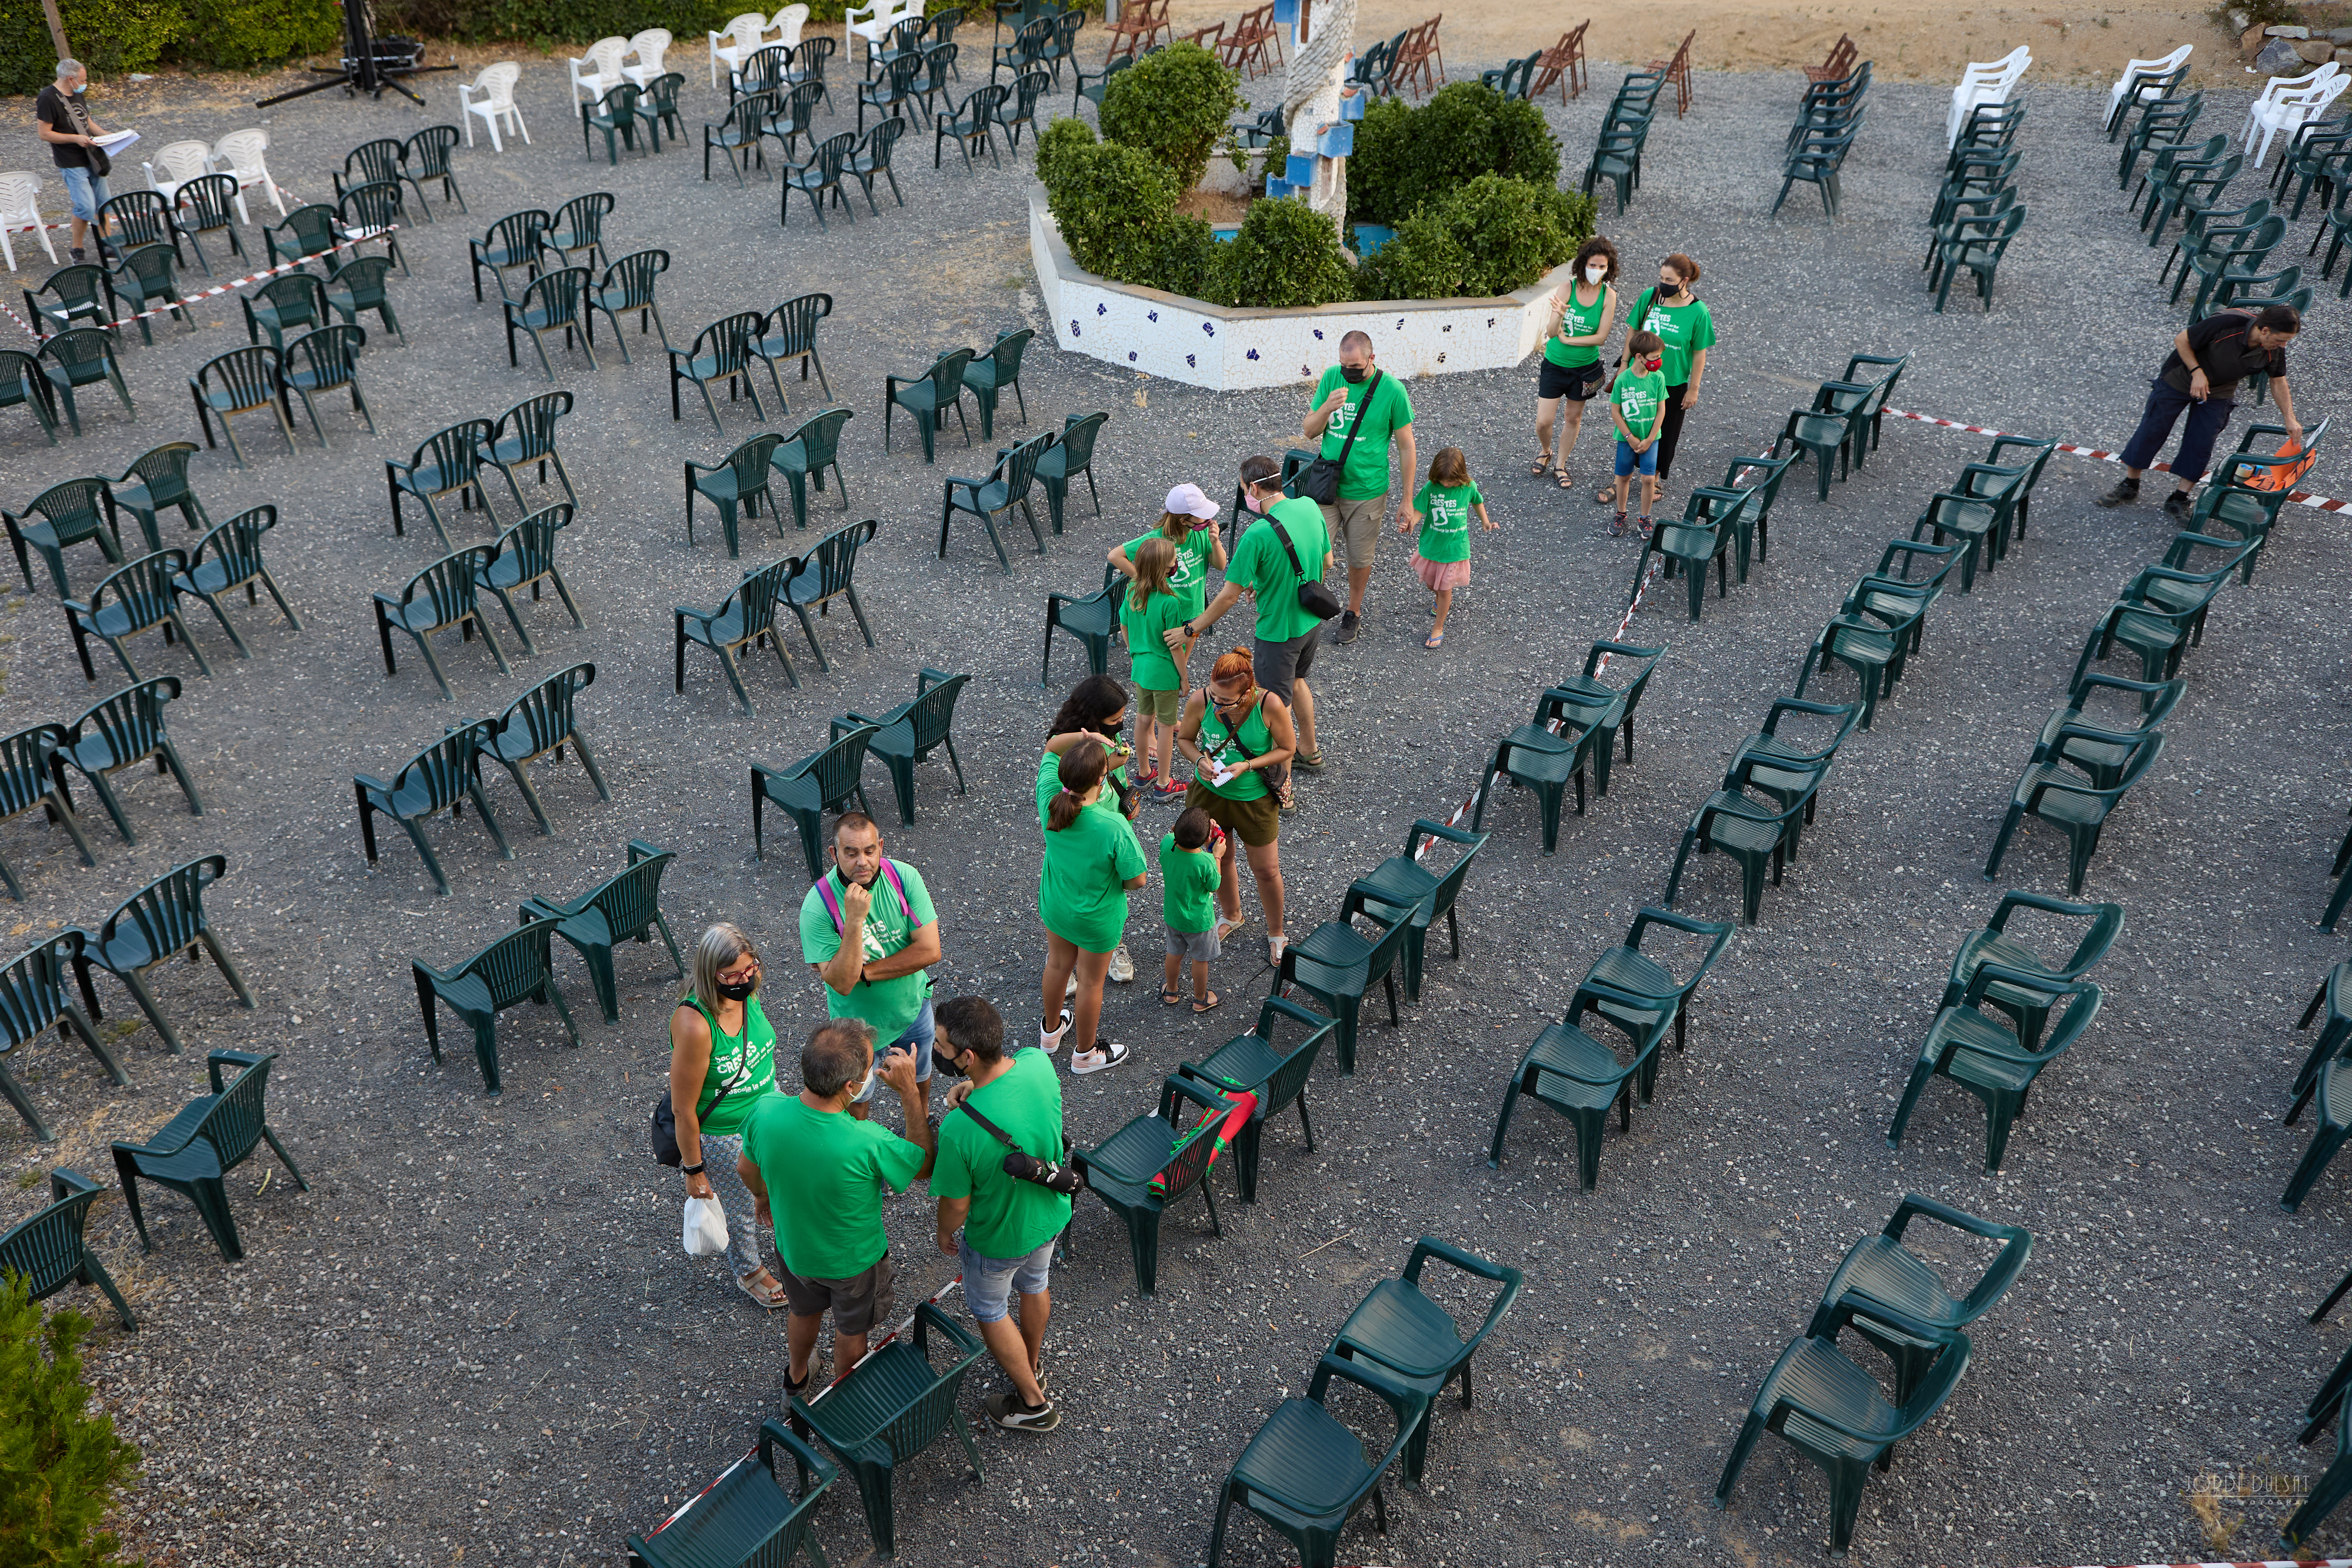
[
  {"xmin": 178, "ymin": 0, "xmax": 339, "ymax": 70},
  {"xmin": 1347, "ymin": 80, "xmax": 1560, "ymax": 228},
  {"xmin": 1357, "ymin": 174, "xmax": 1593, "ymax": 301},
  {"xmin": 0, "ymin": 0, "xmax": 184, "ymax": 96},
  {"xmin": 0, "ymin": 1273, "xmax": 144, "ymax": 1568}
]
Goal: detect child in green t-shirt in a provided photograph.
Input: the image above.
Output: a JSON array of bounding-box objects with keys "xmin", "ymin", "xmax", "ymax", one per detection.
[
  {"xmin": 1118, "ymin": 537, "xmax": 1193, "ymax": 796},
  {"xmin": 1609, "ymin": 329, "xmax": 1668, "ymax": 537},
  {"xmin": 1396, "ymin": 446, "xmax": 1495, "ymax": 649},
  {"xmin": 1158, "ymin": 807, "xmax": 1225, "ymax": 1012}
]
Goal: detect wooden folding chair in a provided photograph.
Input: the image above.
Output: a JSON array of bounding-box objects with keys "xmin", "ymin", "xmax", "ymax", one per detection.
[
  {"xmin": 1806, "ymin": 34, "xmax": 1857, "ymax": 84},
  {"xmin": 1647, "ymin": 28, "xmax": 1695, "ymax": 117},
  {"xmin": 1102, "ymin": 0, "xmax": 1169, "ymax": 62},
  {"xmin": 1531, "ymin": 20, "xmax": 1588, "ymax": 104}
]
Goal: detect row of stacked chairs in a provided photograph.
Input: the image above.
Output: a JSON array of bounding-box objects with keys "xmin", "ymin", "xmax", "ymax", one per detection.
[
  {"xmin": 1925, "ymin": 98, "xmax": 2025, "ymax": 310},
  {"xmin": 1774, "ymin": 57, "xmax": 1868, "ymax": 221}
]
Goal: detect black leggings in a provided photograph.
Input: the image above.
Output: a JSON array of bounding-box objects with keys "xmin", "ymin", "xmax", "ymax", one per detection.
[{"xmin": 1654, "ymin": 383, "xmax": 1691, "ymax": 483}]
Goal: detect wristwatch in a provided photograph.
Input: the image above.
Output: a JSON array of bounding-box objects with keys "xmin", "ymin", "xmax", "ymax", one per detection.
[{"xmin": 681, "ymin": 1161, "xmax": 705, "ymax": 1176}]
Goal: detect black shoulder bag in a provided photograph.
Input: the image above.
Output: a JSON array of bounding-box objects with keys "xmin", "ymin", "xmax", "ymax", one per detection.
[
  {"xmin": 1268, "ymin": 514, "xmax": 1343, "ymax": 622},
  {"xmin": 651, "ymin": 1023, "xmax": 748, "ymax": 1167},
  {"xmin": 956, "ymin": 1100, "xmax": 1084, "ymax": 1196},
  {"xmin": 1298, "ymin": 369, "xmax": 1383, "ymax": 507}
]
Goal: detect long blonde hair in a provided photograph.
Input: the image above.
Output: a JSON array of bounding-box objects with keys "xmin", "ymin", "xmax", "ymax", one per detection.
[{"xmin": 1129, "ymin": 536, "xmax": 1176, "ymax": 611}]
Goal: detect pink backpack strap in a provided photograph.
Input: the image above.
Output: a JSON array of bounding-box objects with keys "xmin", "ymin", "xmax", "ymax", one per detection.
[
  {"xmin": 817, "ymin": 864, "xmax": 914, "ymax": 933},
  {"xmin": 816, "ymin": 873, "xmax": 846, "ymax": 932},
  {"xmin": 877, "ymin": 858, "xmax": 914, "ymax": 922}
]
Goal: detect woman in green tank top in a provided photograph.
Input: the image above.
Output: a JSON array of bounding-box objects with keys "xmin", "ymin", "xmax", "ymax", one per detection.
[
  {"xmin": 1176, "ymin": 648, "xmax": 1297, "ymax": 965},
  {"xmin": 1535, "ymin": 236, "xmax": 1622, "ymax": 492},
  {"xmin": 666, "ymin": 922, "xmax": 784, "ymax": 1307}
]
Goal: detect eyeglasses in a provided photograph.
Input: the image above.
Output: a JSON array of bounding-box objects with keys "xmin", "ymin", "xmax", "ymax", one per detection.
[{"xmin": 717, "ymin": 961, "xmax": 760, "ymax": 984}]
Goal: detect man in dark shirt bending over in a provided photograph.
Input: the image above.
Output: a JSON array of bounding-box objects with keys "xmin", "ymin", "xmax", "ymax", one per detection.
[{"xmin": 2098, "ymin": 303, "xmax": 2303, "ymax": 521}]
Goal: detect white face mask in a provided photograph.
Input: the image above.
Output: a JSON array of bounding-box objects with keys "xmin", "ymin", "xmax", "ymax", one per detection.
[
  {"xmin": 1585, "ymin": 263, "xmax": 1608, "ymax": 284},
  {"xmin": 848, "ymin": 1066, "xmax": 873, "ymax": 1101}
]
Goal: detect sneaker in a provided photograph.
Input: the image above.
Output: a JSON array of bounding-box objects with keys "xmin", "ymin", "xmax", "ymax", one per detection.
[
  {"xmin": 1108, "ymin": 944, "xmax": 1135, "ymax": 984},
  {"xmin": 1609, "ymin": 512, "xmax": 1626, "ymax": 536},
  {"xmin": 1332, "ymin": 610, "xmax": 1361, "ymax": 645},
  {"xmin": 69, "ymin": 247, "xmax": 86, "ymax": 263},
  {"xmin": 2162, "ymin": 489, "xmax": 2193, "ymax": 521},
  {"xmin": 988, "ymin": 1390, "xmax": 1061, "ymax": 1431},
  {"xmin": 1070, "ymin": 1038, "xmax": 1130, "ymax": 1075},
  {"xmin": 2095, "ymin": 477, "xmax": 2141, "ymax": 508},
  {"xmin": 1040, "ymin": 1008, "xmax": 1071, "ymax": 1053}
]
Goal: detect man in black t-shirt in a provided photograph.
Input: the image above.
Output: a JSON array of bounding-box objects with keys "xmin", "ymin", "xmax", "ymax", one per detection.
[
  {"xmin": 34, "ymin": 59, "xmax": 116, "ymax": 264},
  {"xmin": 2098, "ymin": 303, "xmax": 2303, "ymax": 520}
]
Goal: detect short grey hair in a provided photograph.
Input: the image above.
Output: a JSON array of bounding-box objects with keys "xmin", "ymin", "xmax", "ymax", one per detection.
[
  {"xmin": 688, "ymin": 922, "xmax": 758, "ymax": 1014},
  {"xmin": 56, "ymin": 59, "xmax": 83, "ymax": 80},
  {"xmin": 802, "ymin": 1018, "xmax": 874, "ymax": 1099}
]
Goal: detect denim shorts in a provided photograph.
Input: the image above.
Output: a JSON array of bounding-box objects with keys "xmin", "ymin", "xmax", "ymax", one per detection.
[
  {"xmin": 60, "ymin": 166, "xmax": 108, "ymax": 224},
  {"xmin": 1614, "ymin": 438, "xmax": 1659, "ymax": 478},
  {"xmin": 854, "ymin": 995, "xmax": 934, "ymax": 1103},
  {"xmin": 958, "ymin": 1231, "xmax": 1054, "ymax": 1323}
]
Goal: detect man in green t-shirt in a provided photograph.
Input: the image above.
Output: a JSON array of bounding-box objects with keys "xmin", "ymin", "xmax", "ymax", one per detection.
[
  {"xmin": 929, "ymin": 996, "xmax": 1070, "ymax": 1432},
  {"xmin": 739, "ymin": 1018, "xmax": 935, "ymax": 1395},
  {"xmin": 1304, "ymin": 331, "xmax": 1416, "ymax": 646},
  {"xmin": 800, "ymin": 813, "xmax": 943, "ymax": 1128}
]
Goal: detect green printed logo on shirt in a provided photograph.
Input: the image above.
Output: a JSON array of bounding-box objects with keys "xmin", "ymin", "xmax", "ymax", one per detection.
[{"xmin": 1614, "ymin": 371, "xmax": 1666, "ymax": 441}]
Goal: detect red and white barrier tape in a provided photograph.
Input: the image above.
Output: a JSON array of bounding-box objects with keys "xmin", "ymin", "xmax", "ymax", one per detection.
[
  {"xmin": 13, "ymin": 175, "xmax": 309, "ymax": 236},
  {"xmin": 1, "ymin": 224, "xmax": 395, "ymax": 340},
  {"xmin": 1883, "ymin": 404, "xmax": 2349, "ymax": 513},
  {"xmin": 642, "ymin": 1272, "xmax": 966, "ymax": 1539}
]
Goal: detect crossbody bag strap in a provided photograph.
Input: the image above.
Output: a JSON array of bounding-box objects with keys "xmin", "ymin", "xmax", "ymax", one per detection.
[
  {"xmin": 955, "ymin": 1099, "xmax": 1021, "ymax": 1150},
  {"xmin": 1329, "ymin": 367, "xmax": 1383, "ymax": 471}
]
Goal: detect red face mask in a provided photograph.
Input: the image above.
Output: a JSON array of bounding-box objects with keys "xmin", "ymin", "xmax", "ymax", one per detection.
[{"xmin": 1643, "ymin": 355, "xmax": 1663, "ymax": 374}]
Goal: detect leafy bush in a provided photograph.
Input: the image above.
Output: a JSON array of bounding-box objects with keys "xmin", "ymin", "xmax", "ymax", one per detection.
[
  {"xmin": 178, "ymin": 0, "xmax": 339, "ymax": 69},
  {"xmin": 1036, "ymin": 115, "xmax": 1097, "ymax": 190},
  {"xmin": 1147, "ymin": 212, "xmax": 1222, "ymax": 302},
  {"xmin": 1357, "ymin": 174, "xmax": 1593, "ymax": 301},
  {"xmin": 1100, "ymin": 39, "xmax": 1243, "ymax": 193},
  {"xmin": 0, "ymin": 0, "xmax": 183, "ymax": 95},
  {"xmin": 1347, "ymin": 81, "xmax": 1561, "ymax": 227},
  {"xmin": 0, "ymin": 1273, "xmax": 144, "ymax": 1568},
  {"xmin": 1046, "ymin": 138, "xmax": 1180, "ymax": 281},
  {"xmin": 1214, "ymin": 194, "xmax": 1355, "ymax": 309}
]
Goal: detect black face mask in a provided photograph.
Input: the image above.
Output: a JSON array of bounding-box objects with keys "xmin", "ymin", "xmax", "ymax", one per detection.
[
  {"xmin": 933, "ymin": 1047, "xmax": 968, "ymax": 1079},
  {"xmin": 1656, "ymin": 281, "xmax": 1682, "ymax": 300},
  {"xmin": 716, "ymin": 977, "xmax": 756, "ymax": 1002},
  {"xmin": 1099, "ymin": 718, "xmax": 1124, "ymax": 739},
  {"xmin": 1341, "ymin": 364, "xmax": 1367, "ymax": 383}
]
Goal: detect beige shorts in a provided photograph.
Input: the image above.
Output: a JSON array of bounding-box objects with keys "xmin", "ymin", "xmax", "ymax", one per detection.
[
  {"xmin": 1137, "ymin": 683, "xmax": 1182, "ymax": 722},
  {"xmin": 1320, "ymin": 493, "xmax": 1388, "ymax": 573}
]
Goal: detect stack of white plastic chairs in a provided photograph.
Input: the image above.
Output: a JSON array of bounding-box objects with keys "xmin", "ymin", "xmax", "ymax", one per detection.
[
  {"xmin": 2244, "ymin": 61, "xmax": 2347, "ymax": 168},
  {"xmin": 1947, "ymin": 45, "xmax": 2030, "ymax": 148}
]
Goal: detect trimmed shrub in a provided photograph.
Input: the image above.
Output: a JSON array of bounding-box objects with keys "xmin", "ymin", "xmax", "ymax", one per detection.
[
  {"xmin": 0, "ymin": 1273, "xmax": 144, "ymax": 1568},
  {"xmin": 1147, "ymin": 212, "xmax": 1223, "ymax": 302},
  {"xmin": 1347, "ymin": 81, "xmax": 1561, "ymax": 227},
  {"xmin": 1357, "ymin": 174, "xmax": 1593, "ymax": 301},
  {"xmin": 1354, "ymin": 208, "xmax": 1472, "ymax": 301},
  {"xmin": 1213, "ymin": 193, "xmax": 1355, "ymax": 309},
  {"xmin": 1100, "ymin": 40, "xmax": 1243, "ymax": 193},
  {"xmin": 1036, "ymin": 114, "xmax": 1097, "ymax": 190},
  {"xmin": 178, "ymin": 0, "xmax": 340, "ymax": 69},
  {"xmin": 1046, "ymin": 138, "xmax": 1179, "ymax": 282}
]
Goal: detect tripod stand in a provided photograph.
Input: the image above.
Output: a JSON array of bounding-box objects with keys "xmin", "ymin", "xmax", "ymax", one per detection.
[{"xmin": 258, "ymin": 0, "xmax": 456, "ymax": 107}]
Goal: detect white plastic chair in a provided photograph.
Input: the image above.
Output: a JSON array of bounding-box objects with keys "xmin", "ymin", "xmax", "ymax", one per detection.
[
  {"xmin": 0, "ymin": 172, "xmax": 57, "ymax": 272},
  {"xmin": 2250, "ymin": 68, "xmax": 2349, "ymax": 168},
  {"xmin": 770, "ymin": 4, "xmax": 809, "ymax": 48},
  {"xmin": 620, "ymin": 28, "xmax": 673, "ymax": 88},
  {"xmin": 846, "ymin": 0, "xmax": 923, "ymax": 68},
  {"xmin": 1946, "ymin": 46, "xmax": 2030, "ymax": 147},
  {"xmin": 2105, "ymin": 44, "xmax": 2191, "ymax": 126},
  {"xmin": 459, "ymin": 62, "xmax": 530, "ymax": 151},
  {"xmin": 708, "ymin": 12, "xmax": 769, "ymax": 88},
  {"xmin": 142, "ymin": 139, "xmax": 213, "ymax": 208},
  {"xmin": 209, "ymin": 128, "xmax": 285, "ymax": 222},
  {"xmin": 568, "ymin": 36, "xmax": 629, "ymax": 103},
  {"xmin": 2242, "ymin": 61, "xmax": 2342, "ymax": 159}
]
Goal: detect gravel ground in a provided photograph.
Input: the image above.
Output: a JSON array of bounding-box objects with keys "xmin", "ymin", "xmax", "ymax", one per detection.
[{"xmin": 1, "ymin": 44, "xmax": 2349, "ymax": 1568}]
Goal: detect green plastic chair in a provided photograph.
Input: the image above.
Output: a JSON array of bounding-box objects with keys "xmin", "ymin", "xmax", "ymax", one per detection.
[
  {"xmin": 189, "ymin": 346, "xmax": 294, "ymax": 470},
  {"xmin": 0, "ymin": 349, "xmax": 59, "ymax": 445},
  {"xmin": 628, "ymin": 1419, "xmax": 836, "ymax": 1568},
  {"xmin": 1640, "ymin": 490, "xmax": 1743, "ymax": 620},
  {"xmin": 519, "ymin": 839, "xmax": 682, "ymax": 1024},
  {"xmin": 1348, "ymin": 819, "xmax": 1488, "ymax": 1001},
  {"xmin": 373, "ymin": 549, "xmax": 512, "ymax": 702},
  {"xmin": 173, "ymin": 505, "xmax": 301, "ymax": 658},
  {"xmin": 672, "ymin": 312, "xmax": 772, "ymax": 435},
  {"xmin": 1075, "ymin": 1072, "xmax": 1241, "ymax": 1294},
  {"xmin": 112, "ymin": 1047, "xmax": 307, "ymax": 1261},
  {"xmin": 1793, "ymin": 609, "xmax": 1912, "ymax": 731},
  {"xmin": 1663, "ymin": 755, "xmax": 1827, "ymax": 925},
  {"xmin": 479, "ymin": 661, "xmax": 608, "ymax": 836},
  {"xmin": 677, "ymin": 559, "xmax": 799, "ymax": 716},
  {"xmin": 2191, "ymin": 417, "xmax": 2331, "ymax": 582},
  {"xmin": 2328, "ymin": 814, "xmax": 2352, "ymax": 935},
  {"xmin": 786, "ymin": 1302, "xmax": 985, "ymax": 1559},
  {"xmin": 1326, "ymin": 1237, "xmax": 1523, "ymax": 1481},
  {"xmin": 50, "ymin": 677, "xmax": 203, "ymax": 844},
  {"xmin": 1931, "ymin": 204, "xmax": 2026, "ymax": 311},
  {"xmin": 753, "ymin": 293, "xmax": 834, "ymax": 415},
  {"xmin": 355, "ymin": 726, "xmax": 516, "ymax": 896},
  {"xmin": 264, "ymin": 203, "xmax": 339, "ymax": 271},
  {"xmin": 107, "ymin": 243, "xmax": 191, "ymax": 347},
  {"xmin": 632, "ymin": 72, "xmax": 687, "ymax": 151},
  {"xmin": 1911, "ymin": 459, "xmax": 2030, "ymax": 591},
  {"xmin": 885, "ymin": 346, "xmax": 975, "ymax": 461},
  {"xmin": 469, "ymin": 209, "xmax": 551, "ymax": 303},
  {"xmin": 2031, "ymin": 669, "xmax": 2181, "ymax": 790},
  {"xmin": 1540, "ymin": 639, "xmax": 1666, "ymax": 795},
  {"xmin": 688, "ymin": 432, "xmax": 787, "ymax": 558},
  {"xmin": 282, "ymin": 323, "xmax": 374, "ymax": 447},
  {"xmin": 413, "ymin": 917, "xmax": 578, "ymax": 1096},
  {"xmin": 64, "ymin": 550, "xmax": 208, "ymax": 685},
  {"xmin": 753, "ymin": 724, "xmax": 878, "ymax": 878},
  {"xmin": 939, "ymin": 431, "xmax": 1050, "ymax": 573},
  {"xmin": 857, "ymin": 49, "xmax": 922, "ymax": 135},
  {"xmin": 23, "ymin": 263, "xmax": 113, "ymax": 340},
  {"xmin": 1176, "ymin": 995, "xmax": 1333, "ymax": 1202},
  {"xmin": 1034, "ymin": 409, "xmax": 1107, "ymax": 534},
  {"xmin": 70, "ymin": 854, "xmax": 253, "ymax": 1057},
  {"xmin": 386, "ymin": 419, "xmax": 501, "ymax": 550},
  {"xmin": 0, "ymin": 1168, "xmax": 134, "ymax": 1328},
  {"xmin": 1775, "ymin": 374, "xmax": 1885, "ymax": 501},
  {"xmin": 784, "ymin": 519, "xmax": 879, "ymax": 670},
  {"xmin": 2286, "ymin": 1023, "xmax": 2352, "ymax": 1213},
  {"xmin": 2282, "ymin": 1398, "xmax": 2352, "ymax": 1550},
  {"xmin": 502, "ymin": 266, "xmax": 596, "ymax": 382},
  {"xmin": 325, "ymin": 253, "xmax": 406, "ymax": 346},
  {"xmin": 1074, "ymin": 51, "xmax": 1134, "ymax": 112},
  {"xmin": 962, "ymin": 327, "xmax": 1034, "ymax": 440},
  {"xmin": 1581, "ymin": 122, "xmax": 1646, "ymax": 214},
  {"xmin": 582, "ymin": 82, "xmax": 647, "ymax": 163},
  {"xmin": 705, "ymin": 92, "xmax": 773, "ymax": 184},
  {"xmin": 1980, "ymin": 723, "xmax": 2165, "ymax": 896},
  {"xmin": 1807, "ymin": 1195, "xmax": 2031, "ymax": 1404},
  {"xmin": 771, "ymin": 407, "xmax": 854, "ymax": 530},
  {"xmin": 2119, "ymin": 92, "xmax": 2202, "ymax": 190},
  {"xmin": 242, "ymin": 272, "xmax": 329, "ymax": 352},
  {"xmin": 473, "ymin": 504, "xmax": 585, "ymax": 655},
  {"xmin": 401, "ymin": 124, "xmax": 469, "ymax": 217},
  {"xmin": 1040, "ymin": 560, "xmax": 1120, "ymax": 682},
  {"xmin": 850, "ymin": 117, "xmax": 909, "ymax": 213},
  {"xmin": 1273, "ymin": 886, "xmax": 1415, "ymax": 1075},
  {"xmin": 1721, "ymin": 699, "xmax": 1862, "ymax": 863},
  {"xmin": 842, "ymin": 667, "xmax": 970, "ymax": 824},
  {"xmin": 333, "ymin": 183, "xmax": 410, "ymax": 278},
  {"xmin": 782, "ymin": 130, "xmax": 858, "ymax": 230},
  {"xmin": 1470, "ymin": 687, "xmax": 1615, "ymax": 854},
  {"xmin": 761, "ymin": 82, "xmax": 828, "ymax": 168},
  {"xmin": 1490, "ymin": 982, "xmax": 1670, "ymax": 1189},
  {"xmin": 1714, "ymin": 1317, "xmax": 1971, "ymax": 1555},
  {"xmin": 1887, "ymin": 965, "xmax": 2103, "ymax": 1172},
  {"xmin": 0, "ymin": 932, "xmax": 119, "ymax": 1136},
  {"xmin": 1206, "ymin": 1351, "xmax": 1424, "ymax": 1568},
  {"xmin": 481, "ymin": 391, "xmax": 580, "ymax": 516},
  {"xmin": 5, "ymin": 476, "xmax": 122, "ymax": 597},
  {"xmin": 587, "ymin": 248, "xmax": 670, "ymax": 361},
  {"xmin": 334, "ymin": 137, "xmax": 405, "ymax": 205},
  {"xmin": 37, "ymin": 328, "xmax": 135, "ymax": 436}
]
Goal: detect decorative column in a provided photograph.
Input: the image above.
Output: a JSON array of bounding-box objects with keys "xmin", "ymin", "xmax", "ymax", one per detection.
[{"xmin": 1265, "ymin": 0, "xmax": 1364, "ymax": 229}]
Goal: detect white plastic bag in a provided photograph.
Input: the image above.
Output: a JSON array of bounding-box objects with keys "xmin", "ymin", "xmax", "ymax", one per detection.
[{"xmin": 682, "ymin": 1196, "xmax": 730, "ymax": 1257}]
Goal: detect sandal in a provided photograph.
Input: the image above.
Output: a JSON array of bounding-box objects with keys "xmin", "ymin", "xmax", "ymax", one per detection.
[
  {"xmin": 1291, "ymin": 750, "xmax": 1325, "ymax": 772},
  {"xmin": 736, "ymin": 1269, "xmax": 788, "ymax": 1310},
  {"xmin": 1191, "ymin": 990, "xmax": 1222, "ymax": 1014},
  {"xmin": 1159, "ymin": 986, "xmax": 1184, "ymax": 1007},
  {"xmin": 1596, "ymin": 484, "xmax": 1616, "ymax": 505},
  {"xmin": 1555, "ymin": 466, "xmax": 1574, "ymax": 489},
  {"xmin": 1274, "ymin": 778, "xmax": 1296, "ymax": 813},
  {"xmin": 1268, "ymin": 932, "xmax": 1289, "ymax": 966},
  {"xmin": 1215, "ymin": 913, "xmax": 1249, "ymax": 942},
  {"xmin": 1530, "ymin": 453, "xmax": 1553, "ymax": 477},
  {"xmin": 1424, "ymin": 630, "xmax": 1444, "ymax": 649}
]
